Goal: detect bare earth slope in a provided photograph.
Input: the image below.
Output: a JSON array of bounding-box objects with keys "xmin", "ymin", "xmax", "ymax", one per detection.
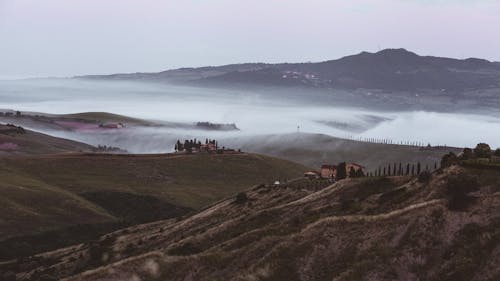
[{"xmin": 7, "ymin": 165, "xmax": 499, "ymax": 281}]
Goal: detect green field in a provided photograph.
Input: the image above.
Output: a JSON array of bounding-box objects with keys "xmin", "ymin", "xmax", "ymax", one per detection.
[{"xmin": 0, "ymin": 153, "xmax": 307, "ymax": 245}]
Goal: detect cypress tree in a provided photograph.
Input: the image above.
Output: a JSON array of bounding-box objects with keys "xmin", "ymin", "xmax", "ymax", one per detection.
[{"xmin": 417, "ymin": 162, "xmax": 421, "ymax": 175}]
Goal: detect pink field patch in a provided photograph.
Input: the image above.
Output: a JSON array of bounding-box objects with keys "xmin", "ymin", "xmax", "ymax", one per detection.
[
  {"xmin": 55, "ymin": 121, "xmax": 99, "ymax": 131},
  {"xmin": 0, "ymin": 142, "xmax": 19, "ymax": 150}
]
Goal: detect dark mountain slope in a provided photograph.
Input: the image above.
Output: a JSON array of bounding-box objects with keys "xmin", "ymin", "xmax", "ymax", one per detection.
[{"xmin": 78, "ymin": 49, "xmax": 500, "ymax": 93}]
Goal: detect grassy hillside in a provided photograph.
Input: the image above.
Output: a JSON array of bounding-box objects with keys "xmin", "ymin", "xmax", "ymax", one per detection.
[
  {"xmin": 60, "ymin": 112, "xmax": 153, "ymax": 126},
  {"xmin": 224, "ymin": 132, "xmax": 461, "ymax": 171},
  {"xmin": 10, "ymin": 164, "xmax": 499, "ymax": 281},
  {"xmin": 0, "ymin": 152, "xmax": 308, "ymax": 258},
  {"xmin": 0, "ymin": 124, "xmax": 94, "ymax": 155}
]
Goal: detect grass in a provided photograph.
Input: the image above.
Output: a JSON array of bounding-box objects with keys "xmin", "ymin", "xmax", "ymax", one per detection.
[
  {"xmin": 60, "ymin": 112, "xmax": 152, "ymax": 126},
  {"xmin": 0, "ymin": 152, "xmax": 308, "ymax": 256}
]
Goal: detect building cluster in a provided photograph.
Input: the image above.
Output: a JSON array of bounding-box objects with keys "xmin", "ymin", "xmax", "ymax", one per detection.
[
  {"xmin": 174, "ymin": 138, "xmax": 240, "ymax": 154},
  {"xmin": 99, "ymin": 123, "xmax": 125, "ymax": 129},
  {"xmin": 304, "ymin": 162, "xmax": 365, "ymax": 181}
]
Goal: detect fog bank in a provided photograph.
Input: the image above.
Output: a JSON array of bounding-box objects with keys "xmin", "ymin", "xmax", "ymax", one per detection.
[{"xmin": 1, "ymin": 79, "xmax": 499, "ymax": 149}]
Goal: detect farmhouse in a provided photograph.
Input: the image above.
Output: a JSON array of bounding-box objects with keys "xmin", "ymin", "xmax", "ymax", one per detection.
[
  {"xmin": 304, "ymin": 171, "xmax": 320, "ymax": 180},
  {"xmin": 347, "ymin": 163, "xmax": 366, "ymax": 175},
  {"xmin": 320, "ymin": 164, "xmax": 337, "ymax": 179}
]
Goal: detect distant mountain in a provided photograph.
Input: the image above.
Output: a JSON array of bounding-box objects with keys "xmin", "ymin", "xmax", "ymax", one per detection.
[{"xmin": 77, "ymin": 49, "xmax": 500, "ymax": 92}]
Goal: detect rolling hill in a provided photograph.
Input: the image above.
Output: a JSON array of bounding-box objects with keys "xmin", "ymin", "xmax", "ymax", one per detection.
[
  {"xmin": 222, "ymin": 133, "xmax": 461, "ymax": 172},
  {"xmin": 0, "ymin": 152, "xmax": 308, "ymax": 259},
  {"xmin": 4, "ymin": 164, "xmax": 499, "ymax": 281},
  {"xmin": 0, "ymin": 124, "xmax": 95, "ymax": 155}
]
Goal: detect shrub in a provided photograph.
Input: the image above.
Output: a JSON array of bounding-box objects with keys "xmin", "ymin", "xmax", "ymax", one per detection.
[
  {"xmin": 235, "ymin": 192, "xmax": 248, "ymax": 204},
  {"xmin": 473, "ymin": 143, "xmax": 491, "ymax": 158},
  {"xmin": 418, "ymin": 170, "xmax": 432, "ymax": 183},
  {"xmin": 445, "ymin": 173, "xmax": 479, "ymax": 211},
  {"xmin": 441, "ymin": 152, "xmax": 458, "ymax": 168},
  {"xmin": 461, "ymin": 148, "xmax": 474, "ymax": 160},
  {"xmin": 494, "ymin": 148, "xmax": 500, "ymax": 157}
]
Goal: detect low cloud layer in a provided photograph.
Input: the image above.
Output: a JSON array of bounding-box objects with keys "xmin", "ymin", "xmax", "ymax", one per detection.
[{"xmin": 1, "ymin": 79, "xmax": 499, "ymax": 149}]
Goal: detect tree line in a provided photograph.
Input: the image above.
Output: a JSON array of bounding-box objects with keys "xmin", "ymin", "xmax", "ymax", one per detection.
[
  {"xmin": 366, "ymin": 161, "xmax": 438, "ymax": 177},
  {"xmin": 175, "ymin": 138, "xmax": 218, "ymax": 152}
]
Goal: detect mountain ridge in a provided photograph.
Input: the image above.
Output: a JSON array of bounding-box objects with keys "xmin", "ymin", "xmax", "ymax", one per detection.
[{"xmin": 76, "ymin": 48, "xmax": 500, "ymax": 93}]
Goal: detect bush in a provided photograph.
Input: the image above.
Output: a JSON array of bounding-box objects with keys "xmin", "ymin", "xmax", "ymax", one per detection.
[
  {"xmin": 445, "ymin": 173, "xmax": 479, "ymax": 211},
  {"xmin": 235, "ymin": 192, "xmax": 248, "ymax": 204},
  {"xmin": 494, "ymin": 148, "xmax": 500, "ymax": 157},
  {"xmin": 474, "ymin": 143, "xmax": 491, "ymax": 158},
  {"xmin": 418, "ymin": 170, "xmax": 432, "ymax": 183},
  {"xmin": 461, "ymin": 148, "xmax": 474, "ymax": 160},
  {"xmin": 441, "ymin": 152, "xmax": 458, "ymax": 168}
]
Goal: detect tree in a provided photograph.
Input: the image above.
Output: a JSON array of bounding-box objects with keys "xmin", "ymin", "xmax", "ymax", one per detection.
[
  {"xmin": 441, "ymin": 152, "xmax": 459, "ymax": 168},
  {"xmin": 406, "ymin": 163, "xmax": 410, "ymax": 175},
  {"xmin": 235, "ymin": 192, "xmax": 248, "ymax": 204},
  {"xmin": 355, "ymin": 169, "xmax": 365, "ymax": 177},
  {"xmin": 461, "ymin": 148, "xmax": 474, "ymax": 160},
  {"xmin": 411, "ymin": 164, "xmax": 415, "ymax": 176},
  {"xmin": 337, "ymin": 162, "xmax": 347, "ymax": 180},
  {"xmin": 417, "ymin": 162, "xmax": 421, "ymax": 175},
  {"xmin": 494, "ymin": 148, "xmax": 500, "ymax": 157},
  {"xmin": 349, "ymin": 166, "xmax": 356, "ymax": 178},
  {"xmin": 474, "ymin": 143, "xmax": 491, "ymax": 158}
]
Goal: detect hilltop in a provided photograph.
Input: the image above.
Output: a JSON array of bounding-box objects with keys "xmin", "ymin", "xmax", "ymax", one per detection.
[
  {"xmin": 5, "ymin": 163, "xmax": 498, "ymax": 281},
  {"xmin": 0, "ymin": 152, "xmax": 308, "ymax": 259}
]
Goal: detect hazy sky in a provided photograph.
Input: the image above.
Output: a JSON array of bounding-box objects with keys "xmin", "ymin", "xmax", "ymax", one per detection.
[{"xmin": 1, "ymin": 0, "xmax": 499, "ymax": 78}]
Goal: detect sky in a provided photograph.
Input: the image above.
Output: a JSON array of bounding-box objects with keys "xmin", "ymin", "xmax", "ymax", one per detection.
[{"xmin": 1, "ymin": 0, "xmax": 499, "ymax": 78}]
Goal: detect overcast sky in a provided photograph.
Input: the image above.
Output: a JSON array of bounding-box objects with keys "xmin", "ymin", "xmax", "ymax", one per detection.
[{"xmin": 1, "ymin": 0, "xmax": 499, "ymax": 78}]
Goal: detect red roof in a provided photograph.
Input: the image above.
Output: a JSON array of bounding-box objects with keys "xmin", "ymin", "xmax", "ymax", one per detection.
[{"xmin": 321, "ymin": 164, "xmax": 337, "ymax": 169}]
